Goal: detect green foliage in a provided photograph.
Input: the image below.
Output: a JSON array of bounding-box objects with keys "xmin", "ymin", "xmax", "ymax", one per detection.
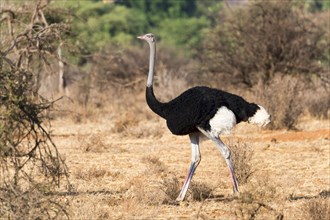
[
  {"xmin": 73, "ymin": 3, "xmax": 147, "ymax": 50},
  {"xmin": 49, "ymin": 0, "xmax": 220, "ymax": 56},
  {"xmin": 157, "ymin": 17, "xmax": 209, "ymax": 52},
  {"xmin": 116, "ymin": 0, "xmax": 219, "ymax": 53},
  {"xmin": 117, "ymin": 0, "xmax": 198, "ymax": 22},
  {"xmin": 305, "ymin": 0, "xmax": 330, "ymax": 11}
]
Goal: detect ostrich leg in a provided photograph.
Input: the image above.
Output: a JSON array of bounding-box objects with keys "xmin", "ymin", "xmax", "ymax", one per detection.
[
  {"xmin": 211, "ymin": 136, "xmax": 239, "ymax": 193},
  {"xmin": 176, "ymin": 133, "xmax": 201, "ymax": 202}
]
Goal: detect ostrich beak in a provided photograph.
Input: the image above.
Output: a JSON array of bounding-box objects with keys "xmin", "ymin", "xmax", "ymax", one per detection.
[{"xmin": 137, "ymin": 35, "xmax": 144, "ymax": 40}]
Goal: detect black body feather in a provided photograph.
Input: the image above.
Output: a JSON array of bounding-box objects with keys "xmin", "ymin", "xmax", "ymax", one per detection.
[{"xmin": 146, "ymin": 86, "xmax": 259, "ymax": 135}]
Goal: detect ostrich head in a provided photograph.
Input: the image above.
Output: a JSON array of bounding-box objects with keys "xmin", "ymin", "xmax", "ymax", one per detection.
[
  {"xmin": 248, "ymin": 105, "xmax": 271, "ymax": 127},
  {"xmin": 137, "ymin": 33, "xmax": 156, "ymax": 44}
]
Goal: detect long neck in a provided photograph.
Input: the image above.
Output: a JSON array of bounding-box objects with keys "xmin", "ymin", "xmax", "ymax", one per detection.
[
  {"xmin": 147, "ymin": 42, "xmax": 156, "ymax": 87},
  {"xmin": 145, "ymin": 42, "xmax": 167, "ymax": 118}
]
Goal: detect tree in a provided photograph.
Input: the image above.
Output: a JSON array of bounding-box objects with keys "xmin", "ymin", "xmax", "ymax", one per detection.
[
  {"xmin": 203, "ymin": 1, "xmax": 328, "ymax": 86},
  {"xmin": 0, "ymin": 1, "xmax": 70, "ymax": 218}
]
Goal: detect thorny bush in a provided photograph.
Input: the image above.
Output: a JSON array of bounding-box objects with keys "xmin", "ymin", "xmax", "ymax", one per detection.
[{"xmin": 0, "ymin": 1, "xmax": 70, "ymax": 218}]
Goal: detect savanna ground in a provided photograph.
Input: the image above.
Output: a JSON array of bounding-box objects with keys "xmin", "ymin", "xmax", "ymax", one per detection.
[{"xmin": 51, "ymin": 101, "xmax": 329, "ymax": 219}]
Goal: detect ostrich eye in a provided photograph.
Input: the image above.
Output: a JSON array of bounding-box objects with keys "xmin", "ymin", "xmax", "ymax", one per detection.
[{"xmin": 145, "ymin": 34, "xmax": 155, "ymax": 42}]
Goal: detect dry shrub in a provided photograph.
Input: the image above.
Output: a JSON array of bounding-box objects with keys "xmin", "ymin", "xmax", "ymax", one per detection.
[
  {"xmin": 0, "ymin": 2, "xmax": 70, "ymax": 218},
  {"xmin": 78, "ymin": 134, "xmax": 107, "ymax": 153},
  {"xmin": 141, "ymin": 156, "xmax": 181, "ymax": 203},
  {"xmin": 87, "ymin": 45, "xmax": 193, "ymax": 98},
  {"xmin": 74, "ymin": 166, "xmax": 109, "ymax": 181},
  {"xmin": 142, "ymin": 155, "xmax": 167, "ymax": 174},
  {"xmin": 306, "ymin": 81, "xmax": 330, "ymax": 119},
  {"xmin": 235, "ymin": 175, "xmax": 284, "ymax": 220},
  {"xmin": 107, "ymin": 89, "xmax": 166, "ymax": 138},
  {"xmin": 90, "ymin": 47, "xmax": 147, "ymax": 91},
  {"xmin": 229, "ymin": 140, "xmax": 254, "ymax": 185},
  {"xmin": 307, "ymin": 93, "xmax": 330, "ymax": 119},
  {"xmin": 254, "ymin": 74, "xmax": 305, "ymax": 130},
  {"xmin": 124, "ymin": 156, "xmax": 181, "ymax": 205},
  {"xmin": 156, "ymin": 63, "xmax": 190, "ymax": 101},
  {"xmin": 58, "ymin": 42, "xmax": 195, "ymax": 140},
  {"xmin": 112, "ymin": 111, "xmax": 139, "ymax": 134},
  {"xmin": 189, "ymin": 181, "xmax": 214, "ymax": 201},
  {"xmin": 112, "ymin": 109, "xmax": 165, "ymax": 138},
  {"xmin": 131, "ymin": 121, "xmax": 165, "ymax": 138},
  {"xmin": 124, "ymin": 175, "xmax": 167, "ymax": 206},
  {"xmin": 303, "ymin": 198, "xmax": 330, "ymax": 220},
  {"xmin": 204, "ymin": 0, "xmax": 327, "ymax": 87},
  {"xmin": 0, "ymin": 186, "xmax": 69, "ymax": 219},
  {"xmin": 161, "ymin": 175, "xmax": 181, "ymax": 203}
]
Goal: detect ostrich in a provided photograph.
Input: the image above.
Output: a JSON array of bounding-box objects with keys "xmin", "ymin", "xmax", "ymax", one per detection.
[{"xmin": 137, "ymin": 33, "xmax": 270, "ymax": 202}]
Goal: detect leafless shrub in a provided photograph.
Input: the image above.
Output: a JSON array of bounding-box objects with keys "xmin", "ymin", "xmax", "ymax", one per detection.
[
  {"xmin": 75, "ymin": 42, "xmax": 195, "ymax": 108},
  {"xmin": 157, "ymin": 63, "xmax": 189, "ymax": 101},
  {"xmin": 308, "ymin": 96, "xmax": 330, "ymax": 119},
  {"xmin": 235, "ymin": 175, "xmax": 284, "ymax": 220},
  {"xmin": 124, "ymin": 156, "xmax": 181, "ymax": 205},
  {"xmin": 189, "ymin": 181, "xmax": 214, "ymax": 201},
  {"xmin": 161, "ymin": 174, "xmax": 181, "ymax": 204},
  {"xmin": 112, "ymin": 111, "xmax": 139, "ymax": 134},
  {"xmin": 142, "ymin": 155, "xmax": 167, "ymax": 174},
  {"xmin": 306, "ymin": 83, "xmax": 330, "ymax": 119},
  {"xmin": 110, "ymin": 99, "xmax": 165, "ymax": 138},
  {"xmin": 74, "ymin": 166, "xmax": 109, "ymax": 181},
  {"xmin": 0, "ymin": 1, "xmax": 70, "ymax": 218},
  {"xmin": 254, "ymin": 74, "xmax": 305, "ymax": 129},
  {"xmin": 128, "ymin": 155, "xmax": 213, "ymax": 205},
  {"xmin": 204, "ymin": 0, "xmax": 327, "ymax": 87},
  {"xmin": 90, "ymin": 44, "xmax": 193, "ymax": 90},
  {"xmin": 124, "ymin": 175, "xmax": 166, "ymax": 206},
  {"xmin": 303, "ymin": 198, "xmax": 330, "ymax": 220},
  {"xmin": 90, "ymin": 47, "xmax": 147, "ymax": 92},
  {"xmin": 141, "ymin": 155, "xmax": 181, "ymax": 203},
  {"xmin": 78, "ymin": 134, "xmax": 107, "ymax": 153},
  {"xmin": 0, "ymin": 186, "xmax": 70, "ymax": 219},
  {"xmin": 229, "ymin": 140, "xmax": 254, "ymax": 184}
]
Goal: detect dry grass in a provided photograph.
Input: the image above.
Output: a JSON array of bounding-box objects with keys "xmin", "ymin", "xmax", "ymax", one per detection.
[
  {"xmin": 141, "ymin": 155, "xmax": 167, "ymax": 174},
  {"xmin": 124, "ymin": 172, "xmax": 181, "ymax": 206},
  {"xmin": 124, "ymin": 175, "xmax": 166, "ymax": 206},
  {"xmin": 234, "ymin": 175, "xmax": 284, "ymax": 219},
  {"xmin": 112, "ymin": 111, "xmax": 139, "ymax": 134},
  {"xmin": 0, "ymin": 186, "xmax": 70, "ymax": 219},
  {"xmin": 78, "ymin": 133, "xmax": 108, "ymax": 153},
  {"xmin": 50, "ymin": 116, "xmax": 329, "ymax": 219},
  {"xmin": 229, "ymin": 140, "xmax": 254, "ymax": 184},
  {"xmin": 189, "ymin": 181, "xmax": 214, "ymax": 201},
  {"xmin": 126, "ymin": 155, "xmax": 182, "ymax": 205},
  {"xmin": 74, "ymin": 166, "xmax": 110, "ymax": 181},
  {"xmin": 131, "ymin": 156, "xmax": 214, "ymax": 204},
  {"xmin": 160, "ymin": 175, "xmax": 181, "ymax": 203}
]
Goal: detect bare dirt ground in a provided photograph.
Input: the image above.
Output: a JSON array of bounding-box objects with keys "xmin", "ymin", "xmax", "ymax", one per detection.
[{"xmin": 52, "ymin": 117, "xmax": 329, "ymax": 219}]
